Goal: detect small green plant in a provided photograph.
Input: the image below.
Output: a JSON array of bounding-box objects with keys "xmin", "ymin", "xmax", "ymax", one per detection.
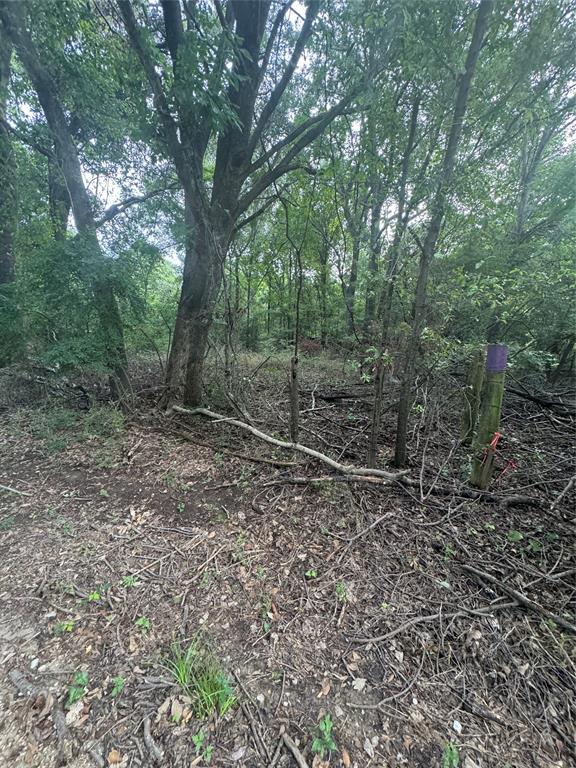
[
  {"xmin": 121, "ymin": 575, "xmax": 139, "ymax": 588},
  {"xmin": 260, "ymin": 594, "xmax": 272, "ymax": 633},
  {"xmin": 165, "ymin": 638, "xmax": 236, "ymax": 719},
  {"xmin": 135, "ymin": 616, "xmax": 151, "ymax": 632},
  {"xmin": 507, "ymin": 530, "xmax": 523, "ymax": 542},
  {"xmin": 335, "ymin": 581, "xmax": 347, "ymax": 602},
  {"xmin": 443, "ymin": 542, "xmax": 456, "ymax": 561},
  {"xmin": 110, "ymin": 676, "xmax": 125, "ymax": 697},
  {"xmin": 305, "ymin": 569, "xmax": 317, "ymax": 580},
  {"xmin": 177, "ymin": 501, "xmax": 185, "ymax": 513},
  {"xmin": 88, "ymin": 590, "xmax": 101, "ymax": 602},
  {"xmin": 58, "ymin": 518, "xmax": 75, "ymax": 536},
  {"xmin": 66, "ymin": 671, "xmax": 88, "ymax": 709},
  {"xmin": 192, "ymin": 731, "xmax": 214, "ymax": 764},
  {"xmin": 442, "ymin": 742, "xmax": 460, "ymax": 768},
  {"xmin": 99, "ymin": 488, "xmax": 110, "ymax": 498},
  {"xmin": 528, "ymin": 538, "xmax": 542, "ymax": 553},
  {"xmin": 311, "ymin": 713, "xmax": 337, "ymax": 758},
  {"xmin": 55, "ymin": 619, "xmax": 75, "ymax": 634}
]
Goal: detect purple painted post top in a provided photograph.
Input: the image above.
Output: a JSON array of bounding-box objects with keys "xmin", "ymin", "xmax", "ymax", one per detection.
[{"xmin": 486, "ymin": 344, "xmax": 508, "ymax": 373}]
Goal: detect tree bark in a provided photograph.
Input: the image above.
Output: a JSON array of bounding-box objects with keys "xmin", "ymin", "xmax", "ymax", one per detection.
[
  {"xmin": 48, "ymin": 156, "xmax": 71, "ymax": 241},
  {"xmin": 394, "ymin": 0, "xmax": 493, "ymax": 466},
  {"xmin": 364, "ymin": 199, "xmax": 381, "ymax": 337},
  {"xmin": 344, "ymin": 234, "xmax": 360, "ymax": 334}
]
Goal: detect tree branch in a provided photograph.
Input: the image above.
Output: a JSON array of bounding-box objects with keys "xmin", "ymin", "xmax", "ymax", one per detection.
[
  {"xmin": 237, "ymin": 87, "xmax": 358, "ymax": 215},
  {"xmin": 160, "ymin": 0, "xmax": 184, "ymax": 67},
  {"xmin": 0, "ymin": 117, "xmax": 53, "ymax": 158},
  {"xmin": 95, "ymin": 183, "xmax": 178, "ymax": 227},
  {"xmin": 247, "ymin": 0, "xmax": 319, "ymax": 155},
  {"xmin": 116, "ymin": 0, "xmax": 188, "ymax": 186}
]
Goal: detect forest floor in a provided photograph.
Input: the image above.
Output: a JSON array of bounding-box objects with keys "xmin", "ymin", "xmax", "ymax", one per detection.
[{"xmin": 0, "ymin": 355, "xmax": 574, "ymax": 768}]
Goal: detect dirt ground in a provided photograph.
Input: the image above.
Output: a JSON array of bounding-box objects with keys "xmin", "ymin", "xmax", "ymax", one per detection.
[{"xmin": 0, "ymin": 358, "xmax": 574, "ymax": 768}]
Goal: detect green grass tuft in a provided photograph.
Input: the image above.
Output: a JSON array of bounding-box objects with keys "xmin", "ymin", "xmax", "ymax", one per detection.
[{"xmin": 165, "ymin": 638, "xmax": 236, "ymax": 720}]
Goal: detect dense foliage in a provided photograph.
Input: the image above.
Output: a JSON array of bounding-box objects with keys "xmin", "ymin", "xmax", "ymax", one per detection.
[{"xmin": 0, "ymin": 0, "xmax": 574, "ymax": 436}]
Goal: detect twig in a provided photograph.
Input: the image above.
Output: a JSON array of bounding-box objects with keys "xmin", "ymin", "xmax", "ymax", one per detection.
[
  {"xmin": 461, "ymin": 564, "xmax": 576, "ymax": 634},
  {"xmin": 347, "ymin": 651, "xmax": 425, "ymax": 710},
  {"xmin": 348, "ymin": 601, "xmax": 518, "ymax": 644},
  {"xmin": 282, "ymin": 733, "xmax": 310, "ymax": 768},
  {"xmin": 550, "ymin": 474, "xmax": 576, "ymax": 511},
  {"xmin": 142, "ymin": 716, "xmax": 163, "ymax": 763},
  {"xmin": 0, "ymin": 483, "xmax": 32, "ymax": 496},
  {"xmin": 268, "ymin": 732, "xmax": 284, "ymax": 768},
  {"xmin": 336, "ymin": 510, "xmax": 393, "ymax": 562},
  {"xmin": 240, "ymin": 701, "xmax": 271, "ymax": 761}
]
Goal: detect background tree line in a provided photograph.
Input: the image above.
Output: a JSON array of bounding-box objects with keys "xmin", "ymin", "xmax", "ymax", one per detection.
[{"xmin": 0, "ymin": 0, "xmax": 574, "ymax": 463}]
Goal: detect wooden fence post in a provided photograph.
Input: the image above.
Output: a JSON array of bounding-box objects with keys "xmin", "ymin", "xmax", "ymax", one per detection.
[
  {"xmin": 470, "ymin": 344, "xmax": 508, "ymax": 489},
  {"xmin": 461, "ymin": 348, "xmax": 485, "ymax": 445}
]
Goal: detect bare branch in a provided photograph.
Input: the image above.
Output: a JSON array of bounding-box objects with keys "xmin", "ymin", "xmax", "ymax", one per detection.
[
  {"xmin": 247, "ymin": 0, "xmax": 319, "ymax": 155},
  {"xmin": 95, "ymin": 183, "xmax": 178, "ymax": 227}
]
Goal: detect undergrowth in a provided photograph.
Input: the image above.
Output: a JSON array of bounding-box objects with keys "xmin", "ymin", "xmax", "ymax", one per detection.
[{"xmin": 164, "ymin": 637, "xmax": 236, "ymax": 720}]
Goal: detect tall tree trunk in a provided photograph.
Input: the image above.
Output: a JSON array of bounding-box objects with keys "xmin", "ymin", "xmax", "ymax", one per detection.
[
  {"xmin": 363, "ymin": 200, "xmax": 381, "ymax": 337},
  {"xmin": 0, "ymin": 2, "xmax": 129, "ymax": 394},
  {"xmin": 48, "ymin": 155, "xmax": 71, "ymax": 240},
  {"xmin": 0, "ymin": 26, "xmax": 19, "ymax": 365},
  {"xmin": 165, "ymin": 193, "xmax": 227, "ymax": 405},
  {"xmin": 344, "ymin": 233, "xmax": 360, "ymax": 334},
  {"xmin": 394, "ymin": 0, "xmax": 493, "ymax": 467},
  {"xmin": 319, "ymin": 240, "xmax": 329, "ymax": 347}
]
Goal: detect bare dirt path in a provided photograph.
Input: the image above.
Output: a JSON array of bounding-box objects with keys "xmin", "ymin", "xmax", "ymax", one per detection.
[{"xmin": 0, "ymin": 385, "xmax": 574, "ymax": 768}]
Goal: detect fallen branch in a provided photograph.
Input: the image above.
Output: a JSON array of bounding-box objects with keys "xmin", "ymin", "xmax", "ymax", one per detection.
[
  {"xmin": 0, "ymin": 483, "xmax": 32, "ymax": 496},
  {"xmin": 550, "ymin": 474, "xmax": 576, "ymax": 512},
  {"xmin": 172, "ymin": 406, "xmax": 407, "ymax": 481},
  {"xmin": 461, "ymin": 564, "xmax": 576, "ymax": 635},
  {"xmin": 348, "ymin": 601, "xmax": 519, "ymax": 644},
  {"xmin": 161, "ymin": 424, "xmax": 297, "ymax": 467},
  {"xmin": 142, "ymin": 716, "xmax": 163, "ymax": 763},
  {"xmin": 281, "ymin": 733, "xmax": 310, "ymax": 768}
]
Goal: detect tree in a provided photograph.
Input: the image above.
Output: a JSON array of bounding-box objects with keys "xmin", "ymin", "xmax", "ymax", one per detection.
[
  {"xmin": 116, "ymin": 0, "xmax": 374, "ymax": 405},
  {"xmin": 394, "ymin": 0, "xmax": 494, "ymax": 466},
  {"xmin": 0, "ymin": 1, "xmax": 129, "ymax": 395}
]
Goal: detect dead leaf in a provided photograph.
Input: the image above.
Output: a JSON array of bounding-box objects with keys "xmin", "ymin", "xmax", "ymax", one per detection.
[
  {"xmin": 363, "ymin": 738, "xmax": 374, "ymax": 758},
  {"xmin": 65, "ymin": 699, "xmax": 84, "ymax": 726},
  {"xmin": 318, "ymin": 678, "xmax": 331, "ymax": 697},
  {"xmin": 107, "ymin": 748, "xmax": 123, "ymax": 765},
  {"xmin": 156, "ymin": 697, "xmax": 171, "ymax": 722},
  {"xmin": 231, "ymin": 746, "xmax": 247, "ymax": 761},
  {"xmin": 352, "ymin": 677, "xmax": 366, "ymax": 692},
  {"xmin": 341, "ymin": 746, "xmax": 351, "ymax": 767}
]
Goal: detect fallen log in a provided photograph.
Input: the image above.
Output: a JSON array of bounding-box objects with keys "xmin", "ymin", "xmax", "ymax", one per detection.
[{"xmin": 171, "ymin": 406, "xmax": 408, "ymax": 481}]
